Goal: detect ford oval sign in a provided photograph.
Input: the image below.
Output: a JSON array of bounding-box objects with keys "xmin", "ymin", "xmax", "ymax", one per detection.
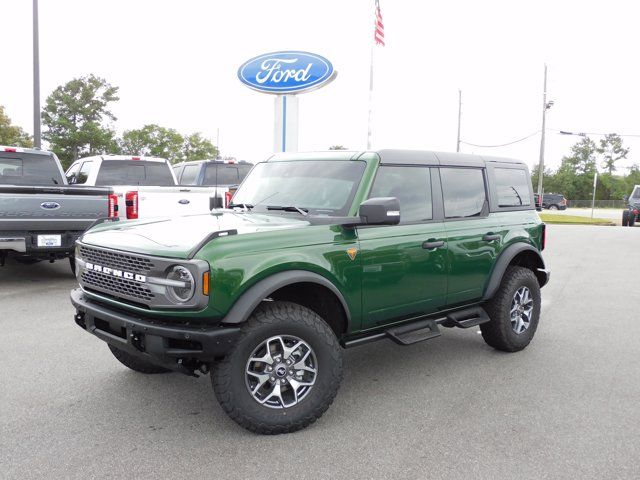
[
  {"xmin": 238, "ymin": 51, "xmax": 337, "ymax": 94},
  {"xmin": 40, "ymin": 202, "xmax": 60, "ymax": 210}
]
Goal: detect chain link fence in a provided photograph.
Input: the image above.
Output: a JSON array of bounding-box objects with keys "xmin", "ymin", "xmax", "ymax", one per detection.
[{"xmin": 567, "ymin": 200, "xmax": 626, "ymax": 209}]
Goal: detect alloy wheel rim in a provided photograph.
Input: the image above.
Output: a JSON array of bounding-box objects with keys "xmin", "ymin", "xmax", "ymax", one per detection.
[
  {"xmin": 510, "ymin": 286, "xmax": 533, "ymax": 334},
  {"xmin": 245, "ymin": 335, "xmax": 318, "ymax": 409}
]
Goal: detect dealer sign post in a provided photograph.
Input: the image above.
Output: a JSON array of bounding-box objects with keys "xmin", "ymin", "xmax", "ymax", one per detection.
[{"xmin": 238, "ymin": 51, "xmax": 337, "ymax": 152}]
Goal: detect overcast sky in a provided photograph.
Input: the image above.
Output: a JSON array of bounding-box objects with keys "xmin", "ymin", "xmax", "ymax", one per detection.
[{"xmin": 2, "ymin": 0, "xmax": 640, "ymax": 171}]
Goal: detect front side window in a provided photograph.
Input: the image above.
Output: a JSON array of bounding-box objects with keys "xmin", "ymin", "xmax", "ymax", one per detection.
[
  {"xmin": 441, "ymin": 167, "xmax": 486, "ymax": 218},
  {"xmin": 76, "ymin": 161, "xmax": 93, "ymax": 184},
  {"xmin": 369, "ymin": 166, "xmax": 432, "ymax": 223},
  {"xmin": 494, "ymin": 168, "xmax": 531, "ymax": 207},
  {"xmin": 232, "ymin": 160, "xmax": 366, "ymax": 216}
]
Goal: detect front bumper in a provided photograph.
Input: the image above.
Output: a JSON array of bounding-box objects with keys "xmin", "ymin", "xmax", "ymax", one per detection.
[{"xmin": 71, "ymin": 288, "xmax": 240, "ymax": 374}]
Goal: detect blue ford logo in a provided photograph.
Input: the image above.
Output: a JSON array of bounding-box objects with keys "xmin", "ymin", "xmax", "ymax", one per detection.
[
  {"xmin": 238, "ymin": 51, "xmax": 337, "ymax": 94},
  {"xmin": 40, "ymin": 202, "xmax": 60, "ymax": 210}
]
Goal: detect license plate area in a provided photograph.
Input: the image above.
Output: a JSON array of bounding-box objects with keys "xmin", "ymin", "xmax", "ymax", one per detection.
[{"xmin": 37, "ymin": 234, "xmax": 62, "ymax": 247}]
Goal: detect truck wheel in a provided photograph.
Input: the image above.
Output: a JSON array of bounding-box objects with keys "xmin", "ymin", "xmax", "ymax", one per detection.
[
  {"xmin": 481, "ymin": 266, "xmax": 541, "ymax": 352},
  {"xmin": 548, "ymin": 204, "xmax": 559, "ymax": 211},
  {"xmin": 630, "ymin": 214, "xmax": 636, "ymax": 227},
  {"xmin": 212, "ymin": 301, "xmax": 343, "ymax": 434},
  {"xmin": 622, "ymin": 210, "xmax": 629, "ymax": 226},
  {"xmin": 108, "ymin": 345, "xmax": 171, "ymax": 374}
]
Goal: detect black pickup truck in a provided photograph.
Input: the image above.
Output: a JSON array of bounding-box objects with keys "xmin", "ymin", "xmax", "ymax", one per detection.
[{"xmin": 0, "ymin": 146, "xmax": 114, "ymax": 271}]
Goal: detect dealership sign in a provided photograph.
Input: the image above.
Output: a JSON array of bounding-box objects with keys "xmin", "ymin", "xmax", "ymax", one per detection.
[{"xmin": 238, "ymin": 51, "xmax": 336, "ymax": 94}]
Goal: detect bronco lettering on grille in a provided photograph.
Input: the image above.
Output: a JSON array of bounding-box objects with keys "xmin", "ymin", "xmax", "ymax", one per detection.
[{"xmin": 84, "ymin": 262, "xmax": 147, "ymax": 283}]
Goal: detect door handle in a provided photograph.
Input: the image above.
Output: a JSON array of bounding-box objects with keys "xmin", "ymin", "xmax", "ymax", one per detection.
[
  {"xmin": 422, "ymin": 240, "xmax": 445, "ymax": 250},
  {"xmin": 483, "ymin": 233, "xmax": 501, "ymax": 242}
]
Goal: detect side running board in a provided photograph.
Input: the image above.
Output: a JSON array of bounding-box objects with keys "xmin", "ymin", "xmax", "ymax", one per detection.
[
  {"xmin": 444, "ymin": 306, "xmax": 490, "ymax": 329},
  {"xmin": 386, "ymin": 319, "xmax": 441, "ymax": 346}
]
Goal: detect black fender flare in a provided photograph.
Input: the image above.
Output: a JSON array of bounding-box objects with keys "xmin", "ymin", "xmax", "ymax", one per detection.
[
  {"xmin": 221, "ymin": 270, "xmax": 351, "ymax": 326},
  {"xmin": 482, "ymin": 243, "xmax": 547, "ymax": 301}
]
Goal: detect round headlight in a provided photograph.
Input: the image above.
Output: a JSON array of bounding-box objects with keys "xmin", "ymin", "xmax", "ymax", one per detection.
[{"xmin": 166, "ymin": 265, "xmax": 195, "ymax": 303}]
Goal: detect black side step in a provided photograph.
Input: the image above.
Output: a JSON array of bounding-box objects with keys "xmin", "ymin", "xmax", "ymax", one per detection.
[
  {"xmin": 444, "ymin": 306, "xmax": 490, "ymax": 329},
  {"xmin": 386, "ymin": 319, "xmax": 441, "ymax": 346}
]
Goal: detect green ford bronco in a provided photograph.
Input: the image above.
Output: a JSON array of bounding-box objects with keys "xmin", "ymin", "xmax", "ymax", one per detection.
[{"xmin": 71, "ymin": 149, "xmax": 549, "ymax": 434}]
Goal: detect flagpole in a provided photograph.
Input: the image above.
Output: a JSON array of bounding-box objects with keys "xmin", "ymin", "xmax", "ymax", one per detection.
[{"xmin": 366, "ymin": 45, "xmax": 374, "ymax": 150}]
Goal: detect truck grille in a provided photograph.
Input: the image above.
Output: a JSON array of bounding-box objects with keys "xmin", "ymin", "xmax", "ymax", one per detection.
[
  {"xmin": 79, "ymin": 245, "xmax": 155, "ymax": 275},
  {"xmin": 79, "ymin": 245, "xmax": 155, "ymax": 303}
]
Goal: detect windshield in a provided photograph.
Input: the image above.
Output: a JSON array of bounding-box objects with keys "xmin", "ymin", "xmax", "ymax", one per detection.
[
  {"xmin": 231, "ymin": 160, "xmax": 366, "ymax": 216},
  {"xmin": 0, "ymin": 153, "xmax": 64, "ymax": 185},
  {"xmin": 95, "ymin": 160, "xmax": 175, "ymax": 186},
  {"xmin": 631, "ymin": 186, "xmax": 640, "ymax": 199}
]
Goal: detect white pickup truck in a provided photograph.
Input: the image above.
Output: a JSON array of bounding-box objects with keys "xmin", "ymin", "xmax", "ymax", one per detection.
[{"xmin": 65, "ymin": 156, "xmax": 229, "ymax": 220}]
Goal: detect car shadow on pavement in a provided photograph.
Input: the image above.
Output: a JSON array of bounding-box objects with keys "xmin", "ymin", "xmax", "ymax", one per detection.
[{"xmin": 76, "ymin": 327, "xmax": 499, "ymax": 437}]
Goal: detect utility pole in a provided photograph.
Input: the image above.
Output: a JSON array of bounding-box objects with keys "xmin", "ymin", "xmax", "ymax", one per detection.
[
  {"xmin": 536, "ymin": 65, "xmax": 548, "ymax": 198},
  {"xmin": 456, "ymin": 89, "xmax": 462, "ymax": 152},
  {"xmin": 216, "ymin": 128, "xmax": 220, "ymax": 158},
  {"xmin": 33, "ymin": 0, "xmax": 41, "ymax": 148}
]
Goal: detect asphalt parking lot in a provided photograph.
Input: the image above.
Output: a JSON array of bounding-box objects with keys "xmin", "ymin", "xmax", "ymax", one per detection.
[{"xmin": 1, "ymin": 224, "xmax": 639, "ymax": 480}]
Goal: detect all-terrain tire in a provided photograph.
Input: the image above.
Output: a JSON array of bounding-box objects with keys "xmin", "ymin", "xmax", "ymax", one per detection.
[
  {"xmin": 212, "ymin": 301, "xmax": 343, "ymax": 435},
  {"xmin": 481, "ymin": 266, "xmax": 541, "ymax": 352},
  {"xmin": 629, "ymin": 214, "xmax": 636, "ymax": 227},
  {"xmin": 108, "ymin": 345, "xmax": 171, "ymax": 374},
  {"xmin": 622, "ymin": 210, "xmax": 629, "ymax": 226}
]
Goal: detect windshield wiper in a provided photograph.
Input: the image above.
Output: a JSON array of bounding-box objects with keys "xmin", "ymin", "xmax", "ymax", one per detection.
[
  {"xmin": 266, "ymin": 205, "xmax": 309, "ymax": 216},
  {"xmin": 228, "ymin": 202, "xmax": 254, "ymax": 210}
]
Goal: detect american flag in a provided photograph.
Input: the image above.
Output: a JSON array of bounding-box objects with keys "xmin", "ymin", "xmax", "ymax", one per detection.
[{"xmin": 374, "ymin": 0, "xmax": 385, "ymax": 46}]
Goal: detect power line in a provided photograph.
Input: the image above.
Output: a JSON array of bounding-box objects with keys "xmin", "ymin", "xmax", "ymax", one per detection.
[
  {"xmin": 460, "ymin": 131, "xmax": 540, "ymax": 148},
  {"xmin": 549, "ymin": 128, "xmax": 640, "ymax": 138}
]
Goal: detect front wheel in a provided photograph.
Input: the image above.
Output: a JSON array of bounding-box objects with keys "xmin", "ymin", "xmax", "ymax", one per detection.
[
  {"xmin": 548, "ymin": 204, "xmax": 559, "ymax": 211},
  {"xmin": 481, "ymin": 267, "xmax": 541, "ymax": 352},
  {"xmin": 629, "ymin": 214, "xmax": 636, "ymax": 227},
  {"xmin": 212, "ymin": 301, "xmax": 343, "ymax": 434}
]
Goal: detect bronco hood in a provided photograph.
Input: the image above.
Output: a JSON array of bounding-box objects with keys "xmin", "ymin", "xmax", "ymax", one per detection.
[{"xmin": 80, "ymin": 211, "xmax": 309, "ymax": 258}]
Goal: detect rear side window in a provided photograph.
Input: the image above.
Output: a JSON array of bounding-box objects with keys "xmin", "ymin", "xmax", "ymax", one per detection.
[
  {"xmin": 0, "ymin": 153, "xmax": 64, "ymax": 185},
  {"xmin": 494, "ymin": 168, "xmax": 531, "ymax": 207},
  {"xmin": 180, "ymin": 164, "xmax": 200, "ymax": 185},
  {"xmin": 440, "ymin": 168, "xmax": 486, "ymax": 218},
  {"xmin": 96, "ymin": 161, "xmax": 175, "ymax": 186},
  {"xmin": 203, "ymin": 164, "xmax": 239, "ymax": 185},
  {"xmin": 369, "ymin": 166, "xmax": 432, "ymax": 223}
]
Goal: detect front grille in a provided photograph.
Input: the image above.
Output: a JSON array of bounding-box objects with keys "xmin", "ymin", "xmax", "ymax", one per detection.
[
  {"xmin": 79, "ymin": 245, "xmax": 155, "ymax": 276},
  {"xmin": 81, "ymin": 269, "xmax": 154, "ymax": 302}
]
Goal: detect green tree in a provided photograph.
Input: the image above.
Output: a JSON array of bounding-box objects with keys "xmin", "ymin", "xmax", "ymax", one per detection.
[
  {"xmin": 183, "ymin": 132, "xmax": 218, "ymax": 160},
  {"xmin": 0, "ymin": 106, "xmax": 33, "ymax": 147},
  {"xmin": 596, "ymin": 133, "xmax": 628, "ymax": 174},
  {"xmin": 42, "ymin": 75, "xmax": 119, "ymax": 168},
  {"xmin": 329, "ymin": 145, "xmax": 347, "ymax": 150},
  {"xmin": 119, "ymin": 124, "xmax": 184, "ymax": 162}
]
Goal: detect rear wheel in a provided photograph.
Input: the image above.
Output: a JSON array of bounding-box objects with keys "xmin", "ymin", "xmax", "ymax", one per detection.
[
  {"xmin": 108, "ymin": 345, "xmax": 171, "ymax": 374},
  {"xmin": 629, "ymin": 214, "xmax": 636, "ymax": 227},
  {"xmin": 622, "ymin": 210, "xmax": 629, "ymax": 226},
  {"xmin": 548, "ymin": 204, "xmax": 559, "ymax": 211},
  {"xmin": 212, "ymin": 301, "xmax": 343, "ymax": 434},
  {"xmin": 481, "ymin": 267, "xmax": 541, "ymax": 352}
]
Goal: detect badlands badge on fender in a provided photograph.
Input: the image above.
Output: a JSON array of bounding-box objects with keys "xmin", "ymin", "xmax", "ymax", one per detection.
[{"xmin": 346, "ymin": 247, "xmax": 358, "ymax": 261}]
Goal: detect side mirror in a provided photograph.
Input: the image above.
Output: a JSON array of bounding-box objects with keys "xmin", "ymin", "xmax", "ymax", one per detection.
[{"xmin": 358, "ymin": 197, "xmax": 400, "ymax": 225}]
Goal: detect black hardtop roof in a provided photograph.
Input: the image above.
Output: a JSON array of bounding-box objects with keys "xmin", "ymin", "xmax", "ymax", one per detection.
[
  {"xmin": 376, "ymin": 149, "xmax": 526, "ymax": 167},
  {"xmin": 268, "ymin": 149, "xmax": 527, "ymax": 167}
]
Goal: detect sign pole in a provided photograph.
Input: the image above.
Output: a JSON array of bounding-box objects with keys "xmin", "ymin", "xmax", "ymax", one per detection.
[
  {"xmin": 366, "ymin": 46, "xmax": 374, "ymax": 149},
  {"xmin": 591, "ymin": 171, "xmax": 598, "ymax": 219}
]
